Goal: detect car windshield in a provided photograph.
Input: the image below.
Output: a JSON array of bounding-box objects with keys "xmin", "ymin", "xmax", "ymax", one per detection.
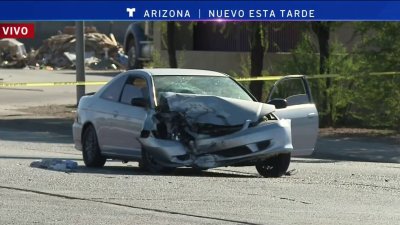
[{"xmin": 152, "ymin": 75, "xmax": 254, "ymax": 101}]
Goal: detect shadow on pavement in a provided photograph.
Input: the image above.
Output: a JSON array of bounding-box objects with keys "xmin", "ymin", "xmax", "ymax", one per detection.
[
  {"xmin": 19, "ymin": 155, "xmax": 258, "ymax": 178},
  {"xmin": 291, "ymin": 158, "xmax": 339, "ymax": 164},
  {"xmin": 311, "ymin": 136, "xmax": 400, "ymax": 164},
  {"xmin": 0, "ymin": 118, "xmax": 73, "ymax": 144},
  {"xmin": 8, "ymin": 155, "xmax": 336, "ymax": 176},
  {"xmin": 75, "ymin": 166, "xmax": 259, "ymax": 178}
]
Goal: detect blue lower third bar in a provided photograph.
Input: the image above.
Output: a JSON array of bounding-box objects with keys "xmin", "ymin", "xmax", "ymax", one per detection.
[{"xmin": 0, "ymin": 1, "xmax": 399, "ymax": 21}]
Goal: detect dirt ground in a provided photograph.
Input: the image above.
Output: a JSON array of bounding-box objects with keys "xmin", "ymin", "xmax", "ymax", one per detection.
[{"xmin": 17, "ymin": 104, "xmax": 76, "ymax": 119}]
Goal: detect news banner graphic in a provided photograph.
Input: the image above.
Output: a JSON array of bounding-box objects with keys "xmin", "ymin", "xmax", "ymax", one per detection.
[{"xmin": 1, "ymin": 1, "xmax": 400, "ymax": 20}]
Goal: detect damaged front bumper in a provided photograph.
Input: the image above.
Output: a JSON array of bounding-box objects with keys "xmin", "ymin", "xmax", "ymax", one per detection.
[{"xmin": 138, "ymin": 119, "xmax": 292, "ymax": 169}]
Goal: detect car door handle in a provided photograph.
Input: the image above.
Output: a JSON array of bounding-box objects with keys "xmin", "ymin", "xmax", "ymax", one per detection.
[{"xmin": 307, "ymin": 113, "xmax": 317, "ymax": 118}]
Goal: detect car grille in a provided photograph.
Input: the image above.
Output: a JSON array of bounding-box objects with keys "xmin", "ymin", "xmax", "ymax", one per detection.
[
  {"xmin": 215, "ymin": 146, "xmax": 252, "ymax": 157},
  {"xmin": 195, "ymin": 124, "xmax": 243, "ymax": 137},
  {"xmin": 215, "ymin": 140, "xmax": 271, "ymax": 158}
]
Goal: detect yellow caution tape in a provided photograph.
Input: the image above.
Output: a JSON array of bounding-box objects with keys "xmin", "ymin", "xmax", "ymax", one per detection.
[
  {"xmin": 0, "ymin": 71, "xmax": 398, "ymax": 88},
  {"xmin": 235, "ymin": 76, "xmax": 283, "ymax": 81},
  {"xmin": 305, "ymin": 74, "xmax": 341, "ymax": 79},
  {"xmin": 369, "ymin": 71, "xmax": 400, "ymax": 76},
  {"xmin": 235, "ymin": 74, "xmax": 340, "ymax": 81}
]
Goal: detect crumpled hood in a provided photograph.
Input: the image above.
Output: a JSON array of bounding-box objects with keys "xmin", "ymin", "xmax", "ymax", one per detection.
[{"xmin": 158, "ymin": 92, "xmax": 275, "ymax": 126}]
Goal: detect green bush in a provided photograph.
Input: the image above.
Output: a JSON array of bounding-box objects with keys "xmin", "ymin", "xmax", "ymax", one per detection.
[{"xmin": 279, "ymin": 30, "xmax": 400, "ymax": 131}]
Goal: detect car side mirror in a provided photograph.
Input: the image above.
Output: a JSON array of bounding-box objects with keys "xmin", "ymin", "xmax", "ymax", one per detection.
[
  {"xmin": 267, "ymin": 98, "xmax": 288, "ymax": 109},
  {"xmin": 131, "ymin": 98, "xmax": 148, "ymax": 108}
]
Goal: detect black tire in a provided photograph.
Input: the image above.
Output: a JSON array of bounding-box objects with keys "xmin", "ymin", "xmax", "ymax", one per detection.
[
  {"xmin": 255, "ymin": 153, "xmax": 291, "ymax": 178},
  {"xmin": 127, "ymin": 39, "xmax": 143, "ymax": 69},
  {"xmin": 140, "ymin": 147, "xmax": 175, "ymax": 174},
  {"xmin": 82, "ymin": 125, "xmax": 106, "ymax": 168}
]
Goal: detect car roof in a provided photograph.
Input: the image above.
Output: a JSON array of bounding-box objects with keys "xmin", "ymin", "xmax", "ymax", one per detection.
[{"xmin": 132, "ymin": 68, "xmax": 228, "ymax": 77}]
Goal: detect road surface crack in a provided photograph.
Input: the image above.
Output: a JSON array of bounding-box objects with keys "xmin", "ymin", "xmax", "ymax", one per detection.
[
  {"xmin": 0, "ymin": 185, "xmax": 261, "ymax": 225},
  {"xmin": 276, "ymin": 196, "xmax": 311, "ymax": 205}
]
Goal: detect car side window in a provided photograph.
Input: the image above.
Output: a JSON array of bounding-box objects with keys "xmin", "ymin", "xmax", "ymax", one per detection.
[
  {"xmin": 120, "ymin": 77, "xmax": 148, "ymax": 105},
  {"xmin": 100, "ymin": 76, "xmax": 127, "ymax": 102},
  {"xmin": 270, "ymin": 78, "xmax": 309, "ymax": 105}
]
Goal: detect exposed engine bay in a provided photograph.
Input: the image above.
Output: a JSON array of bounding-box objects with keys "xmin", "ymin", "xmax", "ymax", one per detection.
[{"xmin": 155, "ymin": 92, "xmax": 278, "ymax": 139}]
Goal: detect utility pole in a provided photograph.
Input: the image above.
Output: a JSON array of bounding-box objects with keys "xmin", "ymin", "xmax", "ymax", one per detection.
[{"xmin": 75, "ymin": 21, "xmax": 85, "ymax": 105}]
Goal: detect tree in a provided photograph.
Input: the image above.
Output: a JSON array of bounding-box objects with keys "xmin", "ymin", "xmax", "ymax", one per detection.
[
  {"xmin": 311, "ymin": 22, "xmax": 333, "ymax": 126},
  {"xmin": 354, "ymin": 22, "xmax": 400, "ymax": 130},
  {"xmin": 249, "ymin": 22, "xmax": 267, "ymax": 101},
  {"xmin": 166, "ymin": 22, "xmax": 178, "ymax": 68},
  {"xmin": 311, "ymin": 22, "xmax": 331, "ymax": 74}
]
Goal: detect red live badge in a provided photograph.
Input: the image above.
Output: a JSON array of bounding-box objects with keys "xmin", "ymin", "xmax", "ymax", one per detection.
[{"xmin": 0, "ymin": 23, "xmax": 35, "ymax": 39}]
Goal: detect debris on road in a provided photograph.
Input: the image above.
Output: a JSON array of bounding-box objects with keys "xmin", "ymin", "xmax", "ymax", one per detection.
[
  {"xmin": 30, "ymin": 159, "xmax": 78, "ymax": 172},
  {"xmin": 285, "ymin": 169, "xmax": 298, "ymax": 176},
  {"xmin": 0, "ymin": 38, "xmax": 27, "ymax": 68}
]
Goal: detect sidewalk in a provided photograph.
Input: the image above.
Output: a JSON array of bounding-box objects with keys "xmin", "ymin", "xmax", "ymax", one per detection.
[{"xmin": 313, "ymin": 136, "xmax": 400, "ymax": 163}]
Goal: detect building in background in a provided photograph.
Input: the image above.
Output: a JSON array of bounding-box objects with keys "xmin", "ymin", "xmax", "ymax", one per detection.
[{"xmin": 14, "ymin": 21, "xmax": 357, "ymax": 75}]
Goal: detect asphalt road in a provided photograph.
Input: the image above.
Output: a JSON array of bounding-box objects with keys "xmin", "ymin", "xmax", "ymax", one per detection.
[{"xmin": 0, "ymin": 69, "xmax": 399, "ymax": 224}]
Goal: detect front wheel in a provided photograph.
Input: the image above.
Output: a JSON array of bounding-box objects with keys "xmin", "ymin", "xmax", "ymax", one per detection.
[
  {"xmin": 255, "ymin": 153, "xmax": 291, "ymax": 178},
  {"xmin": 82, "ymin": 125, "xmax": 106, "ymax": 168},
  {"xmin": 140, "ymin": 148, "xmax": 175, "ymax": 174}
]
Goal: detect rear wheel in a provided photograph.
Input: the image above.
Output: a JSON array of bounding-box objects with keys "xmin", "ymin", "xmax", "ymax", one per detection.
[
  {"xmin": 82, "ymin": 125, "xmax": 106, "ymax": 168},
  {"xmin": 140, "ymin": 147, "xmax": 175, "ymax": 174},
  {"xmin": 255, "ymin": 153, "xmax": 291, "ymax": 178}
]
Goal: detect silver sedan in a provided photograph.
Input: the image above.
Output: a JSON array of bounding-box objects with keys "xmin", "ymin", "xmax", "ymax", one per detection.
[{"xmin": 73, "ymin": 69, "xmax": 318, "ymax": 177}]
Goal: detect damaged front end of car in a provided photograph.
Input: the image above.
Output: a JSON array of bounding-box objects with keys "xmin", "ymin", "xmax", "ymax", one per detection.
[{"xmin": 138, "ymin": 92, "xmax": 293, "ymax": 169}]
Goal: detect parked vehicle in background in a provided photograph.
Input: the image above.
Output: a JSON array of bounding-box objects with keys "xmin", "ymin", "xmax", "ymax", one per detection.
[
  {"xmin": 73, "ymin": 69, "xmax": 318, "ymax": 177},
  {"xmin": 123, "ymin": 22, "xmax": 153, "ymax": 69}
]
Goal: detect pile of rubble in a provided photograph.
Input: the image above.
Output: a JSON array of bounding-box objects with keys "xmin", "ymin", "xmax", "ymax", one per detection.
[
  {"xmin": 0, "ymin": 38, "xmax": 27, "ymax": 68},
  {"xmin": 0, "ymin": 27, "xmax": 128, "ymax": 70},
  {"xmin": 34, "ymin": 32, "xmax": 127, "ymax": 69}
]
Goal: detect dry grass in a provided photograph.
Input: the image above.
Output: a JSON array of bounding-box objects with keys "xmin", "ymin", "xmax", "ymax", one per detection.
[{"xmin": 17, "ymin": 104, "xmax": 76, "ymax": 119}]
